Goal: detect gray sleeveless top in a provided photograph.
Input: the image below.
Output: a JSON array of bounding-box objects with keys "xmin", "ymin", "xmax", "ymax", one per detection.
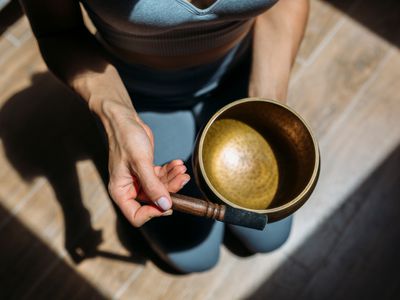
[{"xmin": 82, "ymin": 0, "xmax": 278, "ymax": 56}]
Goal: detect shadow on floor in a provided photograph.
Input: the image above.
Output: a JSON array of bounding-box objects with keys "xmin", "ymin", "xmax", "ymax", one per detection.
[
  {"xmin": 247, "ymin": 144, "xmax": 400, "ymax": 300},
  {"xmin": 0, "ymin": 72, "xmax": 171, "ymax": 269},
  {"xmin": 0, "ymin": 202, "xmax": 107, "ymax": 299},
  {"xmin": 0, "ymin": 29, "xmax": 258, "ymax": 273},
  {"xmin": 325, "ymin": 0, "xmax": 400, "ymax": 47}
]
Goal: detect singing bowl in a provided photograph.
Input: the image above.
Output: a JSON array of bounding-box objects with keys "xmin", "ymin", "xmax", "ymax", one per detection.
[{"xmin": 192, "ymin": 98, "xmax": 320, "ymax": 223}]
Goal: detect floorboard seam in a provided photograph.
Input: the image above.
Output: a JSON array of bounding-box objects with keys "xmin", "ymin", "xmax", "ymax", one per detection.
[
  {"xmin": 0, "ymin": 177, "xmax": 46, "ymax": 231},
  {"xmin": 320, "ymin": 48, "xmax": 395, "ymax": 148},
  {"xmin": 113, "ymin": 267, "xmax": 144, "ymax": 300}
]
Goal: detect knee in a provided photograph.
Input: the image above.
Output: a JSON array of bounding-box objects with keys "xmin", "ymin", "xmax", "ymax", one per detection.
[
  {"xmin": 251, "ymin": 220, "xmax": 292, "ymax": 253},
  {"xmin": 168, "ymin": 245, "xmax": 221, "ymax": 273},
  {"xmin": 228, "ymin": 215, "xmax": 293, "ymax": 254},
  {"xmin": 156, "ymin": 220, "xmax": 224, "ymax": 274}
]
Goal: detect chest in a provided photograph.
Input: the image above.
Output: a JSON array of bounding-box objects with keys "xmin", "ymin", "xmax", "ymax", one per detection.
[{"xmin": 83, "ymin": 0, "xmax": 278, "ymax": 33}]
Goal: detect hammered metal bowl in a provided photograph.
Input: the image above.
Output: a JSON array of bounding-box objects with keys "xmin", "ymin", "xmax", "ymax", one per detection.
[{"xmin": 193, "ymin": 98, "xmax": 320, "ymax": 222}]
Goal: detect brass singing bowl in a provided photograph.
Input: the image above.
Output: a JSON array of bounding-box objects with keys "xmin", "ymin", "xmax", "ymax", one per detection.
[{"xmin": 193, "ymin": 98, "xmax": 320, "ymax": 222}]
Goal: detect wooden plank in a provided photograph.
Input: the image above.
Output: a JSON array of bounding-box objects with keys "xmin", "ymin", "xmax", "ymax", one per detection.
[
  {"xmin": 238, "ymin": 47, "xmax": 400, "ymax": 300},
  {"xmin": 175, "ymin": 12, "xmax": 399, "ymax": 300},
  {"xmin": 0, "ymin": 69, "xmax": 103, "ymax": 216},
  {"xmin": 118, "ymin": 231, "xmax": 289, "ymax": 300},
  {"xmin": 123, "ymin": 249, "xmax": 237, "ymax": 300},
  {"xmin": 316, "ymin": 151, "xmax": 400, "ymax": 300},
  {"xmin": 0, "ymin": 159, "xmax": 105, "ymax": 255},
  {"xmin": 0, "ymin": 36, "xmax": 44, "ymax": 99},
  {"xmin": 0, "ymin": 148, "xmax": 45, "ymax": 224},
  {"xmin": 297, "ymin": 0, "xmax": 351, "ymax": 63},
  {"xmin": 292, "ymin": 0, "xmax": 361, "ymax": 76},
  {"xmin": 326, "ymin": 0, "xmax": 400, "ymax": 47},
  {"xmin": 1, "ymin": 157, "xmax": 145, "ymax": 299},
  {"xmin": 205, "ymin": 249, "xmax": 288, "ymax": 300},
  {"xmin": 117, "ymin": 263, "xmax": 176, "ymax": 300},
  {"xmin": 296, "ymin": 48, "xmax": 400, "ymax": 226},
  {"xmin": 247, "ymin": 144, "xmax": 400, "ymax": 300},
  {"xmin": 5, "ymin": 16, "xmax": 31, "ymax": 44},
  {"xmin": 287, "ymin": 15, "xmax": 391, "ymax": 139},
  {"xmin": 255, "ymin": 49, "xmax": 400, "ymax": 299},
  {"xmin": 24, "ymin": 196, "xmax": 146, "ymax": 299},
  {"xmin": 0, "ymin": 203, "xmax": 106, "ymax": 300},
  {"xmin": 0, "ymin": 16, "xmax": 145, "ymax": 298},
  {"xmin": 0, "ymin": 36, "xmax": 14, "ymax": 66},
  {"xmin": 0, "ymin": 92, "xmax": 136, "ymax": 297}
]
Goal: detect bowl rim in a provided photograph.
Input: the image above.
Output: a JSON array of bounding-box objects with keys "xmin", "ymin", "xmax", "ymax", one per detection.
[{"xmin": 197, "ymin": 97, "xmax": 320, "ymax": 214}]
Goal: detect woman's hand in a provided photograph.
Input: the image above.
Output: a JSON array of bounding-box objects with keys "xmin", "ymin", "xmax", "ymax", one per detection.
[{"xmin": 100, "ymin": 101, "xmax": 190, "ymax": 227}]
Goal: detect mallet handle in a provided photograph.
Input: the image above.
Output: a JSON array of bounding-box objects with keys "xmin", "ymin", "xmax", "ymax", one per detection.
[{"xmin": 170, "ymin": 193, "xmax": 267, "ymax": 230}]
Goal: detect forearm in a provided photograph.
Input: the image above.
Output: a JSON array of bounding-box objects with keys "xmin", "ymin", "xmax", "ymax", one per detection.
[
  {"xmin": 248, "ymin": 0, "xmax": 309, "ymax": 102},
  {"xmin": 20, "ymin": 0, "xmax": 138, "ymax": 136},
  {"xmin": 37, "ymin": 29, "xmax": 138, "ymax": 129}
]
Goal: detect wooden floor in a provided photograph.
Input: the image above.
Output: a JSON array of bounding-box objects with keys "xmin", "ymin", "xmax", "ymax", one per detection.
[{"xmin": 1, "ymin": 0, "xmax": 400, "ymax": 299}]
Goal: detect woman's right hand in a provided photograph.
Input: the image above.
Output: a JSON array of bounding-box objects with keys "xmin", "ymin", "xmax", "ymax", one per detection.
[{"xmin": 99, "ymin": 101, "xmax": 190, "ymax": 227}]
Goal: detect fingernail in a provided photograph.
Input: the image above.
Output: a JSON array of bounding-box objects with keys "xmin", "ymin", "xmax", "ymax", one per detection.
[
  {"xmin": 181, "ymin": 179, "xmax": 190, "ymax": 188},
  {"xmin": 161, "ymin": 209, "xmax": 173, "ymax": 217},
  {"xmin": 156, "ymin": 196, "xmax": 171, "ymax": 211}
]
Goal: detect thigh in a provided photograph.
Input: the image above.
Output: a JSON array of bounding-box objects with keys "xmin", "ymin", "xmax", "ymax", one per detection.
[
  {"xmin": 123, "ymin": 41, "xmax": 254, "ymax": 272},
  {"xmin": 140, "ymin": 212, "xmax": 224, "ymax": 273},
  {"xmin": 192, "ymin": 40, "xmax": 253, "ymax": 129},
  {"xmin": 138, "ymin": 109, "xmax": 196, "ymax": 166},
  {"xmin": 135, "ymin": 103, "xmax": 224, "ymax": 273}
]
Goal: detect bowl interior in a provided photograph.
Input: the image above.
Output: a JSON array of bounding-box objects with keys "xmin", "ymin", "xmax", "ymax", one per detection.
[{"xmin": 200, "ymin": 99, "xmax": 317, "ymax": 211}]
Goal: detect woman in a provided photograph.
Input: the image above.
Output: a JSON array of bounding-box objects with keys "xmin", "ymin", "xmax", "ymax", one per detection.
[{"xmin": 20, "ymin": 0, "xmax": 309, "ymax": 273}]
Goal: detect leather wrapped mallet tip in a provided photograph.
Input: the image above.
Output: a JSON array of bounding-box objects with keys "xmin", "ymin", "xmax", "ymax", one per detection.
[{"xmin": 223, "ymin": 206, "xmax": 267, "ymax": 230}]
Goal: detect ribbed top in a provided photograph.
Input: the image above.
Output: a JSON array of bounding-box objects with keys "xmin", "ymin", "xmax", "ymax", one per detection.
[{"xmin": 82, "ymin": 0, "xmax": 278, "ymax": 57}]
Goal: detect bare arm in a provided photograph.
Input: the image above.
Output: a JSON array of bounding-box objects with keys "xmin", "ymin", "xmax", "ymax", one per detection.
[
  {"xmin": 20, "ymin": 0, "xmax": 189, "ymax": 226},
  {"xmin": 19, "ymin": 0, "xmax": 134, "ymax": 115},
  {"xmin": 248, "ymin": 0, "xmax": 309, "ymax": 102}
]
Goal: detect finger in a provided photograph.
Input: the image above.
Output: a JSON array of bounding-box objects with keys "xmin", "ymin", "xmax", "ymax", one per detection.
[
  {"xmin": 167, "ymin": 164, "xmax": 187, "ymax": 181},
  {"xmin": 119, "ymin": 198, "xmax": 166, "ymax": 227},
  {"xmin": 158, "ymin": 160, "xmax": 184, "ymax": 181},
  {"xmin": 168, "ymin": 174, "xmax": 191, "ymax": 193},
  {"xmin": 135, "ymin": 162, "xmax": 172, "ymax": 211},
  {"xmin": 165, "ymin": 159, "xmax": 184, "ymax": 172},
  {"xmin": 155, "ymin": 165, "xmax": 169, "ymax": 184},
  {"xmin": 154, "ymin": 165, "xmax": 162, "ymax": 177}
]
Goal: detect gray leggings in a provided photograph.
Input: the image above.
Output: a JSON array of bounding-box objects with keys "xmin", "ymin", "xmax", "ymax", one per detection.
[{"xmin": 119, "ymin": 44, "xmax": 293, "ymax": 273}]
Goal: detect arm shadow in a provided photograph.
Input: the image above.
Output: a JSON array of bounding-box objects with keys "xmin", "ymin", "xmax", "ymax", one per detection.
[{"xmin": 0, "ymin": 71, "xmax": 147, "ymax": 266}]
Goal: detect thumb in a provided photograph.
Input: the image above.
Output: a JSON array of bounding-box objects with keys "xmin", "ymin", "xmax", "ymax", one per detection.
[{"xmin": 136, "ymin": 162, "xmax": 172, "ymax": 211}]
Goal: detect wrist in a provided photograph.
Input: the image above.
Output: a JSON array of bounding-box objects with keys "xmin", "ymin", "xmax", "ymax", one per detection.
[
  {"xmin": 93, "ymin": 98, "xmax": 140, "ymax": 137},
  {"xmin": 248, "ymin": 55, "xmax": 291, "ymax": 104},
  {"xmin": 248, "ymin": 80, "xmax": 288, "ymax": 103},
  {"xmin": 69, "ymin": 64, "xmax": 136, "ymax": 119}
]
